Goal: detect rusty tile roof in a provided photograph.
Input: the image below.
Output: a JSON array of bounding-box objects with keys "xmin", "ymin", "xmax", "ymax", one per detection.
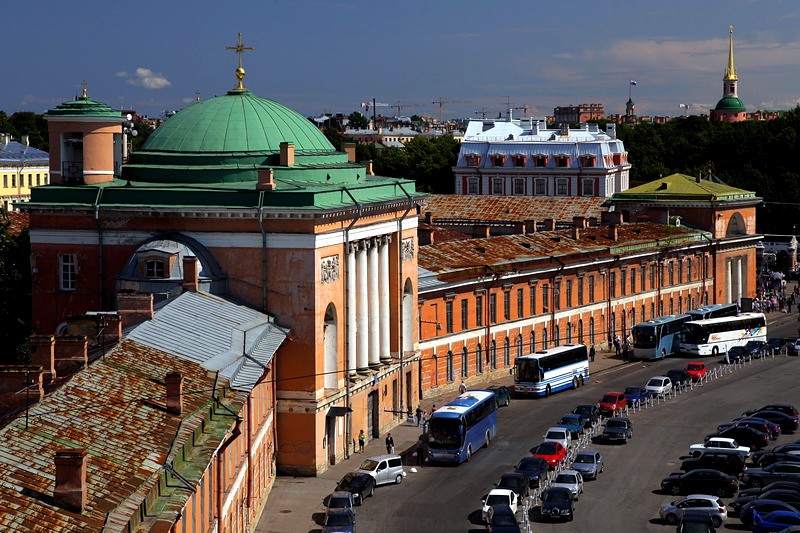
[
  {"xmin": 0, "ymin": 339, "xmax": 244, "ymax": 533},
  {"xmin": 418, "ymin": 222, "xmax": 706, "ymax": 276},
  {"xmin": 420, "ymin": 194, "xmax": 607, "ymax": 224},
  {"xmin": 2, "ymin": 211, "xmax": 29, "ymax": 236}
]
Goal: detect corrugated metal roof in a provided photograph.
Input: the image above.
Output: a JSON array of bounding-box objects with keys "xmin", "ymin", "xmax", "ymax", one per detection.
[
  {"xmin": 421, "ymin": 194, "xmax": 606, "ymax": 224},
  {"xmin": 610, "ymin": 173, "xmax": 757, "ymax": 202},
  {"xmin": 127, "ymin": 291, "xmax": 288, "ymax": 391},
  {"xmin": 0, "ymin": 141, "xmax": 49, "ymax": 163}
]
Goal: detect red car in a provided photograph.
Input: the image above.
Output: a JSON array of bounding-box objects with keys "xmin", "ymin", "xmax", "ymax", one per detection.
[
  {"xmin": 686, "ymin": 361, "xmax": 707, "ymax": 381},
  {"xmin": 598, "ymin": 391, "xmax": 627, "ymax": 417},
  {"xmin": 530, "ymin": 441, "xmax": 567, "ymax": 469}
]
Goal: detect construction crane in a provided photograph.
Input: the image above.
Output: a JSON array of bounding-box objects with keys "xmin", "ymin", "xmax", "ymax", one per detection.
[
  {"xmin": 474, "ymin": 107, "xmax": 493, "ymax": 119},
  {"xmin": 514, "ymin": 103, "xmax": 535, "ymax": 117},
  {"xmin": 361, "ymin": 100, "xmax": 389, "ymax": 114},
  {"xmin": 389, "ymin": 101, "xmax": 421, "ymax": 116},
  {"xmin": 431, "ymin": 98, "xmax": 468, "ymax": 122},
  {"xmin": 679, "ymin": 103, "xmax": 693, "ymax": 116}
]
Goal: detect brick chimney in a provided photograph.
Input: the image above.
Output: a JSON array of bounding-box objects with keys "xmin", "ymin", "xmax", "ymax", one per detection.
[
  {"xmin": 608, "ymin": 224, "xmax": 619, "ymax": 241},
  {"xmin": 29, "ymin": 335, "xmax": 56, "ymax": 384},
  {"xmin": 343, "ymin": 143, "xmax": 356, "ymax": 162},
  {"xmin": 423, "ymin": 212, "xmax": 433, "ymax": 224},
  {"xmin": 116, "ymin": 292, "xmax": 154, "ymax": 328},
  {"xmin": 54, "ymin": 335, "xmax": 89, "ymax": 374},
  {"xmin": 256, "ymin": 168, "xmax": 276, "ymax": 191},
  {"xmin": 54, "ymin": 449, "xmax": 88, "ymax": 513},
  {"xmin": 182, "ymin": 257, "xmax": 199, "ymax": 292},
  {"xmin": 543, "ymin": 218, "xmax": 556, "ymax": 231},
  {"xmin": 472, "ymin": 225, "xmax": 491, "ymax": 238},
  {"xmin": 573, "ymin": 216, "xmax": 588, "ymax": 229},
  {"xmin": 0, "ymin": 365, "xmax": 43, "ymax": 410},
  {"xmin": 279, "ymin": 142, "xmax": 295, "ymax": 166},
  {"xmin": 165, "ymin": 372, "xmax": 184, "ymax": 415},
  {"xmin": 364, "ymin": 160, "xmax": 374, "ymax": 176},
  {"xmin": 524, "ymin": 220, "xmax": 537, "ymax": 234}
]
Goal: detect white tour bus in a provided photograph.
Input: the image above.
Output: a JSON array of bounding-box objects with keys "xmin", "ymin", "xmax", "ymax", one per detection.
[{"xmin": 678, "ymin": 312, "xmax": 767, "ymax": 357}]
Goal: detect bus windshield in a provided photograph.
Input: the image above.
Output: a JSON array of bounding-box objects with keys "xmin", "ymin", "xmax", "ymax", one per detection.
[
  {"xmin": 632, "ymin": 325, "xmax": 659, "ymax": 348},
  {"xmin": 516, "ymin": 358, "xmax": 541, "ymax": 383},
  {"xmin": 428, "ymin": 417, "xmax": 463, "ymax": 450}
]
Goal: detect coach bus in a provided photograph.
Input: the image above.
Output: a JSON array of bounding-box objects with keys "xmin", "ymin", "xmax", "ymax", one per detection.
[
  {"xmin": 512, "ymin": 344, "xmax": 589, "ymax": 398},
  {"xmin": 686, "ymin": 302, "xmax": 739, "ymax": 321},
  {"xmin": 679, "ymin": 312, "xmax": 767, "ymax": 357},
  {"xmin": 631, "ymin": 314, "xmax": 692, "ymax": 359},
  {"xmin": 427, "ymin": 390, "xmax": 498, "ymax": 463}
]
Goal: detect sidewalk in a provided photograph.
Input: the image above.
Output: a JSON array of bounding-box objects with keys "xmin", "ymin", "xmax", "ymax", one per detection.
[{"xmin": 256, "ymin": 348, "xmax": 627, "ymax": 533}]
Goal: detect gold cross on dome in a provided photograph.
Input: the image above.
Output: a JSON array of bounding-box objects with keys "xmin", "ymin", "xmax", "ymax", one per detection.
[{"xmin": 226, "ymin": 33, "xmax": 254, "ymax": 90}]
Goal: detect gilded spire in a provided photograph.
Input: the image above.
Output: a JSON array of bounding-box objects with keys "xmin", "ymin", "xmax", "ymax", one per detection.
[
  {"xmin": 81, "ymin": 80, "xmax": 88, "ymax": 99},
  {"xmin": 225, "ymin": 33, "xmax": 254, "ymax": 91},
  {"xmin": 724, "ymin": 25, "xmax": 738, "ymax": 81}
]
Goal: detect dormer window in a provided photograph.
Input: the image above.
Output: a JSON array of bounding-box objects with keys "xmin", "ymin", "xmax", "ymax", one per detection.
[
  {"xmin": 512, "ymin": 154, "xmax": 527, "ymax": 167},
  {"xmin": 145, "ymin": 259, "xmax": 166, "ymax": 278},
  {"xmin": 491, "ymin": 154, "xmax": 507, "ymax": 167},
  {"xmin": 556, "ymin": 155, "xmax": 569, "ymax": 168},
  {"xmin": 533, "ymin": 155, "xmax": 548, "ymax": 167},
  {"xmin": 465, "ymin": 154, "xmax": 481, "ymax": 166},
  {"xmin": 580, "ymin": 155, "xmax": 596, "ymax": 167}
]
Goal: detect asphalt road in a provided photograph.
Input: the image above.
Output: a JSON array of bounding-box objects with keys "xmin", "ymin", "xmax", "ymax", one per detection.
[{"xmin": 350, "ymin": 314, "xmax": 800, "ymax": 532}]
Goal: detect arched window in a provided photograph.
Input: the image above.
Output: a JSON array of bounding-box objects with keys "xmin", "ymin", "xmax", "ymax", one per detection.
[
  {"xmin": 530, "ymin": 331, "xmax": 536, "ymax": 352},
  {"xmin": 589, "ymin": 318, "xmax": 595, "ymax": 344},
  {"xmin": 446, "ymin": 351, "xmax": 454, "ymax": 382},
  {"xmin": 631, "ymin": 308, "xmax": 636, "ymax": 328},
  {"xmin": 402, "ymin": 279, "xmax": 414, "ymax": 352},
  {"xmin": 323, "ymin": 304, "xmax": 338, "ymax": 389},
  {"xmin": 461, "ymin": 347, "xmax": 469, "ymax": 378},
  {"xmin": 553, "ymin": 325, "xmax": 560, "ymax": 346},
  {"xmin": 476, "ymin": 344, "xmax": 483, "ymax": 374},
  {"xmin": 566, "ymin": 322, "xmax": 572, "ymax": 344},
  {"xmin": 678, "ymin": 296, "xmax": 683, "ymax": 314},
  {"xmin": 490, "ymin": 340, "xmax": 497, "ymax": 369},
  {"xmin": 578, "ymin": 319, "xmax": 584, "ymax": 344},
  {"xmin": 504, "ymin": 337, "xmax": 511, "ymax": 366},
  {"xmin": 516, "ymin": 335, "xmax": 523, "ymax": 359},
  {"xmin": 542, "ymin": 327, "xmax": 548, "ymax": 349}
]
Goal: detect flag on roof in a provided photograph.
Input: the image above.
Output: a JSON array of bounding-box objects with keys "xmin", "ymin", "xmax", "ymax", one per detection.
[{"xmin": 629, "ymin": 80, "xmax": 638, "ymax": 86}]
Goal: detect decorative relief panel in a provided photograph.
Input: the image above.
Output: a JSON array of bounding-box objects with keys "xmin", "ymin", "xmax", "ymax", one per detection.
[
  {"xmin": 401, "ymin": 237, "xmax": 415, "ymax": 262},
  {"xmin": 321, "ymin": 255, "xmax": 340, "ymax": 284}
]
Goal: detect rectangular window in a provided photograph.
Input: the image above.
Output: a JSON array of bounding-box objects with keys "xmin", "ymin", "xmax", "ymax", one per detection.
[
  {"xmin": 461, "ymin": 299, "xmax": 468, "ymax": 330},
  {"xmin": 620, "ymin": 270, "xmax": 627, "ymax": 296},
  {"xmin": 36, "ymin": 173, "xmax": 41, "ymax": 186},
  {"xmin": 678, "ymin": 261, "xmax": 683, "ymax": 284},
  {"xmin": 555, "ymin": 178, "xmax": 568, "ymax": 196},
  {"xmin": 476, "ymin": 295, "xmax": 483, "ymax": 327},
  {"xmin": 640, "ymin": 266, "xmax": 646, "ymax": 292},
  {"xmin": 145, "ymin": 260, "xmax": 166, "ymax": 278},
  {"xmin": 688, "ymin": 258, "xmax": 693, "ymax": 281},
  {"xmin": 650, "ymin": 264, "xmax": 656, "ymax": 288},
  {"xmin": 3, "ymin": 175, "xmax": 6, "ymax": 188},
  {"xmin": 581, "ymin": 178, "xmax": 594, "ymax": 196},
  {"xmin": 630, "ymin": 268, "xmax": 636, "ymax": 293},
  {"xmin": 588, "ymin": 276, "xmax": 595, "ymax": 303},
  {"xmin": 467, "ymin": 177, "xmax": 479, "ymax": 194},
  {"xmin": 542, "ymin": 284, "xmax": 549, "ymax": 313},
  {"xmin": 445, "ymin": 301, "xmax": 453, "ymax": 333},
  {"xmin": 516, "ymin": 288, "xmax": 523, "ymax": 318},
  {"xmin": 11, "ymin": 176, "xmax": 16, "ymax": 187},
  {"xmin": 503, "ymin": 291, "xmax": 510, "ymax": 320},
  {"xmin": 60, "ymin": 254, "xmax": 77, "ymax": 291},
  {"xmin": 534, "ymin": 178, "xmax": 547, "ymax": 195},
  {"xmin": 554, "ymin": 282, "xmax": 561, "ymax": 310},
  {"xmin": 668, "ymin": 263, "xmax": 674, "ymax": 285},
  {"xmin": 492, "ymin": 178, "xmax": 504, "ymax": 195},
  {"xmin": 490, "ymin": 293, "xmax": 497, "ymax": 323},
  {"xmin": 609, "ymin": 272, "xmax": 617, "ymax": 298},
  {"xmin": 20, "ymin": 175, "xmax": 25, "ymax": 187},
  {"xmin": 512, "ymin": 178, "xmax": 525, "ymax": 195},
  {"xmin": 529, "ymin": 285, "xmax": 536, "ymax": 315},
  {"xmin": 565, "ymin": 280, "xmax": 572, "ymax": 308},
  {"xmin": 578, "ymin": 277, "xmax": 584, "ymax": 305}
]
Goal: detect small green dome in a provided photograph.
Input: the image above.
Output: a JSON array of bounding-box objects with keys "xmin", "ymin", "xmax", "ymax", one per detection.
[
  {"xmin": 45, "ymin": 96, "xmax": 123, "ymax": 119},
  {"xmin": 714, "ymin": 96, "xmax": 746, "ymax": 112}
]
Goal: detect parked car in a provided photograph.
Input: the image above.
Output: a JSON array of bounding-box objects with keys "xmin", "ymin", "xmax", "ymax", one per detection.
[
  {"xmin": 750, "ymin": 410, "xmax": 800, "ymax": 434},
  {"xmin": 732, "ymin": 416, "xmax": 782, "ymax": 439},
  {"xmin": 745, "ymin": 340, "xmax": 769, "ymax": 358},
  {"xmin": 707, "ymin": 425, "xmax": 770, "ymax": 449},
  {"xmin": 751, "ymin": 509, "xmax": 800, "ymax": 532},
  {"xmin": 679, "ymin": 451, "xmax": 746, "ymax": 476},
  {"xmin": 690, "ymin": 437, "xmax": 750, "ymax": 459},
  {"xmin": 530, "ymin": 441, "xmax": 567, "ymax": 469},
  {"xmin": 624, "ymin": 385, "xmax": 650, "ymax": 406},
  {"xmin": 481, "ymin": 488, "xmax": 518, "ymax": 523},
  {"xmin": 496, "ymin": 473, "xmax": 530, "ymax": 499},
  {"xmin": 571, "ymin": 450, "xmax": 604, "ymax": 480},
  {"xmin": 540, "ymin": 487, "xmax": 574, "ymax": 521},
  {"xmin": 676, "ymin": 510, "xmax": 717, "ymax": 533},
  {"xmin": 551, "ymin": 469, "xmax": 584, "ymax": 500},
  {"xmin": 543, "ymin": 426, "xmax": 572, "ymax": 449},
  {"xmin": 740, "ymin": 500, "xmax": 800, "ymax": 529},
  {"xmin": 731, "ymin": 489, "xmax": 800, "ymax": 515},
  {"xmin": 789, "ymin": 339, "xmax": 800, "ymax": 356},
  {"xmin": 717, "ymin": 419, "xmax": 774, "ymax": 441},
  {"xmin": 742, "ymin": 462, "xmax": 800, "ymax": 488},
  {"xmin": 756, "ymin": 452, "xmax": 800, "ymax": 468},
  {"xmin": 744, "ymin": 404, "xmax": 800, "ymax": 418},
  {"xmin": 728, "ymin": 345, "xmax": 749, "ymax": 363},
  {"xmin": 767, "ymin": 337, "xmax": 787, "ymax": 355},
  {"xmin": 355, "ymin": 454, "xmax": 406, "ymax": 485},
  {"xmin": 685, "ymin": 362, "xmax": 707, "ymax": 381},
  {"xmin": 325, "ymin": 491, "xmax": 356, "ymax": 514},
  {"xmin": 659, "ymin": 494, "xmax": 727, "ymax": 527},
  {"xmin": 486, "ymin": 503, "xmax": 521, "ymax": 533},
  {"xmin": 739, "ymin": 481, "xmax": 800, "ymax": 499},
  {"xmin": 598, "ymin": 391, "xmax": 627, "ymax": 417},
  {"xmin": 487, "ymin": 385, "xmax": 511, "ymax": 407},
  {"xmin": 666, "ymin": 368, "xmax": 692, "ymax": 389},
  {"xmin": 335, "ymin": 472, "xmax": 376, "ymax": 505},
  {"xmin": 558, "ymin": 414, "xmax": 587, "ymax": 437},
  {"xmin": 601, "ymin": 417, "xmax": 633, "ymax": 443},
  {"xmin": 572, "ymin": 404, "xmax": 601, "ymax": 427},
  {"xmin": 754, "ymin": 444, "xmax": 800, "ymax": 465},
  {"xmin": 660, "ymin": 469, "xmax": 738, "ymax": 497},
  {"xmin": 322, "ymin": 508, "xmax": 356, "ymax": 533},
  {"xmin": 645, "ymin": 376, "xmax": 673, "ymax": 397},
  {"xmin": 514, "ymin": 456, "xmax": 549, "ymax": 488}
]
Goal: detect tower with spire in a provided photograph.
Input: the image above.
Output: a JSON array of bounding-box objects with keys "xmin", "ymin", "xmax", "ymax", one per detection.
[{"xmin": 711, "ymin": 25, "xmax": 746, "ymax": 122}]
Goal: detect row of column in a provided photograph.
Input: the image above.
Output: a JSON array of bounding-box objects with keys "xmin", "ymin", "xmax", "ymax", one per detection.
[
  {"xmin": 346, "ymin": 235, "xmax": 392, "ymax": 375},
  {"xmin": 726, "ymin": 256, "xmax": 744, "ymax": 304}
]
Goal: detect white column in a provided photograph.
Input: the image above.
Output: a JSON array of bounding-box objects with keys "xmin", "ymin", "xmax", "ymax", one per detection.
[
  {"xmin": 726, "ymin": 259, "xmax": 732, "ymax": 303},
  {"xmin": 356, "ymin": 242, "xmax": 369, "ymax": 371},
  {"xmin": 736, "ymin": 257, "xmax": 743, "ymax": 303},
  {"xmin": 379, "ymin": 235, "xmax": 391, "ymax": 362},
  {"xmin": 368, "ymin": 238, "xmax": 380, "ymax": 366},
  {"xmin": 346, "ymin": 243, "xmax": 357, "ymax": 376}
]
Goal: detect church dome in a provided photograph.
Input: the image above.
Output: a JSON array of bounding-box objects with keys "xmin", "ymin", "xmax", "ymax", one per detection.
[{"xmin": 714, "ymin": 96, "xmax": 746, "ymax": 112}]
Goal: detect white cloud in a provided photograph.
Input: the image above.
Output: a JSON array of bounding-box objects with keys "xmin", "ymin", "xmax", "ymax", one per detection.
[{"xmin": 120, "ymin": 68, "xmax": 171, "ymax": 90}]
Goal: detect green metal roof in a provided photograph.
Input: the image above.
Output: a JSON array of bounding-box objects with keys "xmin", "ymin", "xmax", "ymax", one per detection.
[
  {"xmin": 714, "ymin": 96, "xmax": 746, "ymax": 112},
  {"xmin": 609, "ymin": 173, "xmax": 757, "ymax": 203},
  {"xmin": 45, "ymin": 96, "xmax": 123, "ymax": 119}
]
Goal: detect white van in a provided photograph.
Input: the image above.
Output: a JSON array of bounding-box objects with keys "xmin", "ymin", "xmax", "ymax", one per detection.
[{"xmin": 355, "ymin": 454, "xmax": 405, "ymax": 485}]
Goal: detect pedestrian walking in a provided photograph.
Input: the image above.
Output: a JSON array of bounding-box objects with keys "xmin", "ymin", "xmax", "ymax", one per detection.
[
  {"xmin": 459, "ymin": 381, "xmax": 467, "ymax": 394},
  {"xmin": 358, "ymin": 429, "xmax": 365, "ymax": 453},
  {"xmin": 415, "ymin": 405, "xmax": 422, "ymax": 427},
  {"xmin": 385, "ymin": 433, "xmax": 395, "ymax": 454},
  {"xmin": 613, "ymin": 335, "xmax": 621, "ymax": 356},
  {"xmin": 589, "ymin": 344, "xmax": 596, "ymax": 362}
]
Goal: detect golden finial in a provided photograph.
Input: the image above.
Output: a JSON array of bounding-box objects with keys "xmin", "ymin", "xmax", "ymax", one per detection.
[
  {"xmin": 724, "ymin": 25, "xmax": 738, "ymax": 81},
  {"xmin": 225, "ymin": 33, "xmax": 254, "ymax": 90},
  {"xmin": 81, "ymin": 80, "xmax": 88, "ymax": 99}
]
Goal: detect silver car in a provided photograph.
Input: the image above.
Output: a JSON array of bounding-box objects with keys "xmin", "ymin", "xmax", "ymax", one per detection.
[
  {"xmin": 551, "ymin": 469, "xmax": 584, "ymax": 500},
  {"xmin": 571, "ymin": 450, "xmax": 604, "ymax": 480},
  {"xmin": 658, "ymin": 494, "xmax": 727, "ymax": 528}
]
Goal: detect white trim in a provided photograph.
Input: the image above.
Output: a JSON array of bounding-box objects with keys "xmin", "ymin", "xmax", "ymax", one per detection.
[
  {"xmin": 82, "ymin": 170, "xmax": 116, "ymax": 175},
  {"xmin": 221, "ymin": 456, "xmax": 248, "ymax": 517},
  {"xmin": 251, "ymin": 410, "xmax": 274, "ymax": 456}
]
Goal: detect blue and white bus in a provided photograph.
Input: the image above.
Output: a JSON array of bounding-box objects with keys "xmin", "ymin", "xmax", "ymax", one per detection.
[
  {"xmin": 679, "ymin": 312, "xmax": 767, "ymax": 357},
  {"xmin": 686, "ymin": 303, "xmax": 738, "ymax": 321},
  {"xmin": 427, "ymin": 390, "xmax": 498, "ymax": 463},
  {"xmin": 512, "ymin": 344, "xmax": 589, "ymax": 398},
  {"xmin": 631, "ymin": 314, "xmax": 692, "ymax": 360}
]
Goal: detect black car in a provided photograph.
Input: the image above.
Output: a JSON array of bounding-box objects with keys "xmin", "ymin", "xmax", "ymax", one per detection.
[
  {"xmin": 487, "ymin": 385, "xmax": 511, "ymax": 407},
  {"xmin": 754, "ymin": 444, "xmax": 800, "ymax": 464},
  {"xmin": 660, "ymin": 469, "xmax": 738, "ymax": 497},
  {"xmin": 676, "ymin": 510, "xmax": 717, "ymax": 533},
  {"xmin": 757, "ymin": 452, "xmax": 800, "ymax": 468},
  {"xmin": 731, "ymin": 489, "xmax": 800, "ymax": 514},
  {"xmin": 601, "ymin": 417, "xmax": 633, "ymax": 443},
  {"xmin": 540, "ymin": 486, "xmax": 574, "ymax": 521},
  {"xmin": 679, "ymin": 451, "xmax": 746, "ymax": 476},
  {"xmin": 767, "ymin": 337, "xmax": 787, "ymax": 355},
  {"xmin": 727, "ymin": 345, "xmax": 749, "ymax": 363},
  {"xmin": 572, "ymin": 404, "xmax": 601, "ymax": 427},
  {"xmin": 742, "ymin": 462, "xmax": 800, "ymax": 488},
  {"xmin": 750, "ymin": 410, "xmax": 800, "ymax": 433},
  {"xmin": 496, "ymin": 473, "xmax": 530, "ymax": 498},
  {"xmin": 739, "ymin": 481, "xmax": 800, "ymax": 498},
  {"xmin": 745, "ymin": 340, "xmax": 769, "ymax": 358},
  {"xmin": 707, "ymin": 425, "xmax": 770, "ymax": 449},
  {"xmin": 740, "ymin": 499, "xmax": 800, "ymax": 528},
  {"xmin": 666, "ymin": 369, "xmax": 692, "ymax": 389},
  {"xmin": 335, "ymin": 472, "xmax": 376, "ymax": 505},
  {"xmin": 744, "ymin": 404, "xmax": 800, "ymax": 418},
  {"xmin": 486, "ymin": 504, "xmax": 521, "ymax": 533},
  {"xmin": 514, "ymin": 456, "xmax": 549, "ymax": 489}
]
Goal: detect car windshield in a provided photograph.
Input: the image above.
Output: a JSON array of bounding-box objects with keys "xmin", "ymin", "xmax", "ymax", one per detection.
[
  {"xmin": 500, "ymin": 476, "xmax": 522, "ymax": 488},
  {"xmin": 647, "ymin": 378, "xmax": 664, "ymax": 387},
  {"xmin": 624, "ymin": 387, "xmax": 640, "ymax": 395},
  {"xmin": 536, "ymin": 442, "xmax": 558, "ymax": 454},
  {"xmin": 546, "ymin": 430, "xmax": 565, "ymax": 439},
  {"xmin": 544, "ymin": 490, "xmax": 571, "ymax": 503},
  {"xmin": 601, "ymin": 395, "xmax": 617, "ymax": 403},
  {"xmin": 328, "ymin": 496, "xmax": 351, "ymax": 508},
  {"xmin": 517, "ymin": 458, "xmax": 545, "ymax": 471},
  {"xmin": 555, "ymin": 473, "xmax": 577, "ymax": 484},
  {"xmin": 492, "ymin": 514, "xmax": 518, "ymax": 526},
  {"xmin": 560, "ymin": 416, "xmax": 577, "ymax": 425},
  {"xmin": 325, "ymin": 513, "xmax": 352, "ymax": 526},
  {"xmin": 607, "ymin": 419, "xmax": 626, "ymax": 428},
  {"xmin": 679, "ymin": 522, "xmax": 713, "ymax": 533},
  {"xmin": 358, "ymin": 459, "xmax": 378, "ymax": 471},
  {"xmin": 687, "ymin": 364, "xmax": 702, "ymax": 371},
  {"xmin": 486, "ymin": 494, "xmax": 510, "ymax": 506},
  {"xmin": 574, "ymin": 453, "xmax": 596, "ymax": 464}
]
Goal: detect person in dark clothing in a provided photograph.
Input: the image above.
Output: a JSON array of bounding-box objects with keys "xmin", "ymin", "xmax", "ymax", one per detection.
[
  {"xmin": 589, "ymin": 345, "xmax": 596, "ymax": 362},
  {"xmin": 415, "ymin": 405, "xmax": 423, "ymax": 427},
  {"xmin": 385, "ymin": 433, "xmax": 395, "ymax": 454}
]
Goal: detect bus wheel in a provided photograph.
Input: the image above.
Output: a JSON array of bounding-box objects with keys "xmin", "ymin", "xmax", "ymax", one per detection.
[
  {"xmin": 712, "ymin": 346, "xmax": 719, "ymax": 358},
  {"xmin": 485, "ymin": 430, "xmax": 491, "ymax": 448},
  {"xmin": 466, "ymin": 445, "xmax": 472, "ymax": 461},
  {"xmin": 572, "ymin": 377, "xmax": 579, "ymax": 390},
  {"xmin": 661, "ymin": 349, "xmax": 667, "ymax": 359},
  {"xmin": 545, "ymin": 385, "xmax": 551, "ymax": 397}
]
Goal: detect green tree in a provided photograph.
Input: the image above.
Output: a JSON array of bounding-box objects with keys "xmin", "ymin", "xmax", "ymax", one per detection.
[
  {"xmin": 348, "ymin": 111, "xmax": 370, "ymax": 130},
  {"xmin": 0, "ymin": 216, "xmax": 31, "ymax": 364},
  {"xmin": 130, "ymin": 120, "xmax": 154, "ymax": 152},
  {"xmin": 322, "ymin": 127, "xmax": 346, "ymax": 151}
]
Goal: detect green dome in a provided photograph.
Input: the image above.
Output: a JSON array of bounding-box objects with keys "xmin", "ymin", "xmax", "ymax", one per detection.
[
  {"xmin": 45, "ymin": 96, "xmax": 123, "ymax": 119},
  {"xmin": 714, "ymin": 96, "xmax": 746, "ymax": 112}
]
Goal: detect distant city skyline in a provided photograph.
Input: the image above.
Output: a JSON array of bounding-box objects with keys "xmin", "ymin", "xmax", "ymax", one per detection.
[{"xmin": 3, "ymin": 1, "xmax": 800, "ymax": 122}]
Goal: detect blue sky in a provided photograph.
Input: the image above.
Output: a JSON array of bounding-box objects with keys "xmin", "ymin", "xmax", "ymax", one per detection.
[{"xmin": 4, "ymin": 0, "xmax": 800, "ymax": 122}]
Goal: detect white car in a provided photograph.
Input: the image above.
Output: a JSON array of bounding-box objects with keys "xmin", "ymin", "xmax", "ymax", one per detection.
[
  {"xmin": 659, "ymin": 494, "xmax": 727, "ymax": 528},
  {"xmin": 481, "ymin": 488, "xmax": 518, "ymax": 522},
  {"xmin": 645, "ymin": 376, "xmax": 672, "ymax": 397},
  {"xmin": 689, "ymin": 437, "xmax": 750, "ymax": 459},
  {"xmin": 552, "ymin": 469, "xmax": 584, "ymax": 500},
  {"xmin": 543, "ymin": 426, "xmax": 572, "ymax": 450}
]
